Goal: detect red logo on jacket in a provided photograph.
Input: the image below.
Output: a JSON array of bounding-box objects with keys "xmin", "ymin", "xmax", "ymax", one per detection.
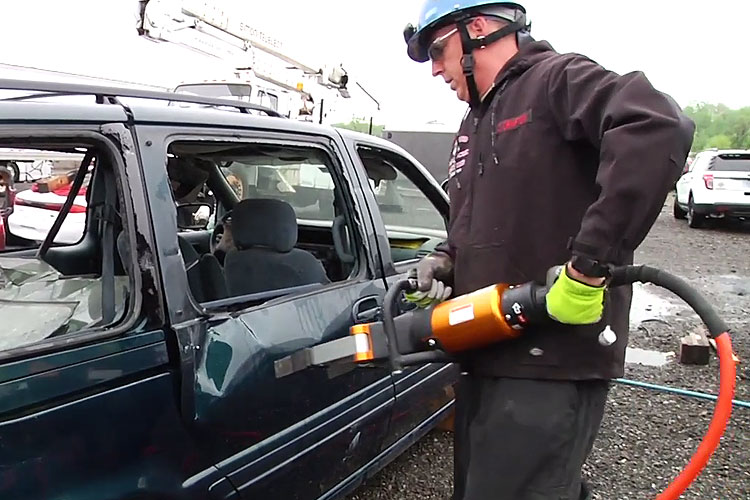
[{"xmin": 496, "ymin": 110, "xmax": 532, "ymax": 134}]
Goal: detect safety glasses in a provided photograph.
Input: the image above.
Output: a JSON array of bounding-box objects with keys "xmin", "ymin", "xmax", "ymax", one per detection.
[{"xmin": 427, "ymin": 27, "xmax": 458, "ymax": 62}]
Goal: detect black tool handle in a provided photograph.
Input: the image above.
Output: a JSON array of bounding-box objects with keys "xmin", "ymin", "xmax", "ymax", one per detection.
[{"xmin": 383, "ymin": 278, "xmax": 453, "ymax": 372}]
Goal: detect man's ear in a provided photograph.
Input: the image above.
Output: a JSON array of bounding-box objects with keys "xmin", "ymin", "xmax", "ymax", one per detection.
[
  {"xmin": 468, "ymin": 15, "xmax": 491, "ymax": 35},
  {"xmin": 471, "ymin": 15, "xmax": 508, "ymax": 36}
]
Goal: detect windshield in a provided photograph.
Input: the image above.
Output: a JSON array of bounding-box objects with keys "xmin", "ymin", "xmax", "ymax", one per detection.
[
  {"xmin": 220, "ymin": 154, "xmax": 336, "ymax": 222},
  {"xmin": 175, "ymin": 83, "xmax": 252, "ymax": 101},
  {"xmin": 369, "ymin": 177, "xmax": 446, "ymax": 232},
  {"xmin": 218, "ymin": 149, "xmax": 445, "ymax": 233},
  {"xmin": 258, "ymin": 90, "xmax": 279, "ymax": 111},
  {"xmin": 0, "ymin": 256, "xmax": 128, "ymax": 350}
]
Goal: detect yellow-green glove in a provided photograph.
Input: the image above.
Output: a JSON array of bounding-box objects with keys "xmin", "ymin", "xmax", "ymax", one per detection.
[
  {"xmin": 545, "ymin": 265, "xmax": 605, "ymax": 324},
  {"xmin": 404, "ymin": 252, "xmax": 453, "ymax": 308},
  {"xmin": 405, "ymin": 278, "xmax": 452, "ymax": 308}
]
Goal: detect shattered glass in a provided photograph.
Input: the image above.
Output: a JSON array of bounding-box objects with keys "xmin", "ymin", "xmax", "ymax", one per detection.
[{"xmin": 0, "ymin": 256, "xmax": 128, "ymax": 351}]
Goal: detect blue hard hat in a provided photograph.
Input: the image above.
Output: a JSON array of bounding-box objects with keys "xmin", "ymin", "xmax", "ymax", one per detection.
[{"xmin": 404, "ymin": 1, "xmax": 527, "ymax": 62}]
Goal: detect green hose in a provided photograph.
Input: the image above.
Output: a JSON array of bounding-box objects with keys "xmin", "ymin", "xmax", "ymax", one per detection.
[{"xmin": 614, "ymin": 377, "xmax": 750, "ymax": 409}]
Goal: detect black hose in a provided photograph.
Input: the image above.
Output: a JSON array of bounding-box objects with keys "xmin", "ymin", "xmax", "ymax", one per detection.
[
  {"xmin": 609, "ymin": 265, "xmax": 729, "ymax": 338},
  {"xmin": 383, "ymin": 277, "xmax": 455, "ymax": 371},
  {"xmin": 383, "ymin": 279, "xmax": 415, "ymax": 372}
]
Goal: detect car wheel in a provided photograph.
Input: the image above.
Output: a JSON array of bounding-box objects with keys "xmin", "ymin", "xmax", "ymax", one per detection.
[
  {"xmin": 673, "ymin": 195, "xmax": 687, "ymax": 219},
  {"xmin": 687, "ymin": 194, "xmax": 705, "ymax": 228},
  {"xmin": 3, "ymin": 162, "xmax": 21, "ymax": 183},
  {"xmin": 8, "ymin": 162, "xmax": 20, "ymax": 183}
]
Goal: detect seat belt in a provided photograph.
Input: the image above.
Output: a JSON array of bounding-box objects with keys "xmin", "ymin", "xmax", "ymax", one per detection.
[
  {"xmin": 38, "ymin": 152, "xmax": 94, "ymax": 258},
  {"xmin": 99, "ymin": 169, "xmax": 118, "ymax": 324}
]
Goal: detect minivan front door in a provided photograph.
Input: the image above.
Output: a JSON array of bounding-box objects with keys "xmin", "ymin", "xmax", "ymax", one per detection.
[{"xmin": 151, "ymin": 130, "xmax": 396, "ymax": 500}]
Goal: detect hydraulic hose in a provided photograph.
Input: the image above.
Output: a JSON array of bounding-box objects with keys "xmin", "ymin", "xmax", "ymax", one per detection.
[
  {"xmin": 384, "ymin": 264, "xmax": 735, "ymax": 499},
  {"xmin": 609, "ymin": 265, "xmax": 728, "ymax": 336},
  {"xmin": 657, "ymin": 334, "xmax": 734, "ymax": 500},
  {"xmin": 609, "ymin": 265, "xmax": 736, "ymax": 500}
]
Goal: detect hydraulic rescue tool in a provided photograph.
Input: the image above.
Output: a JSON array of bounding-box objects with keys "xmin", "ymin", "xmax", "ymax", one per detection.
[{"xmin": 274, "ymin": 264, "xmax": 736, "ymax": 500}]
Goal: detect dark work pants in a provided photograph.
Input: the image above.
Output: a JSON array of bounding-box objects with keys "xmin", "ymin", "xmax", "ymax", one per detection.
[{"xmin": 452, "ymin": 375, "xmax": 609, "ymax": 500}]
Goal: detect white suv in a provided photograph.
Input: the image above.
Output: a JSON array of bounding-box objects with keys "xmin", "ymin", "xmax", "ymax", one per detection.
[{"xmin": 674, "ymin": 149, "xmax": 750, "ymax": 227}]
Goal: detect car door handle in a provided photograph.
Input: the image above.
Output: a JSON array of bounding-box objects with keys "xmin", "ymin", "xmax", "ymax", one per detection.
[{"xmin": 352, "ymin": 295, "xmax": 382, "ymax": 323}]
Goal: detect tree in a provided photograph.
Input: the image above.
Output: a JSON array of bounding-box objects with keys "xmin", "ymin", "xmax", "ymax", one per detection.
[
  {"xmin": 683, "ymin": 103, "xmax": 750, "ymax": 152},
  {"xmin": 333, "ymin": 118, "xmax": 385, "ymax": 137},
  {"xmin": 726, "ymin": 107, "xmax": 750, "ymax": 149},
  {"xmin": 705, "ymin": 134, "xmax": 732, "ymax": 150}
]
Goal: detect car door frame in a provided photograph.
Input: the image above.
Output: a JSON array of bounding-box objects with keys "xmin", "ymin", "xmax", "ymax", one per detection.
[
  {"xmin": 338, "ymin": 131, "xmax": 459, "ymax": 450},
  {"xmin": 133, "ymin": 121, "xmax": 398, "ymax": 498}
]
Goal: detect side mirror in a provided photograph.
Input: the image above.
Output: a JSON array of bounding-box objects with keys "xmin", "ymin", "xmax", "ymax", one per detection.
[{"xmin": 176, "ymin": 202, "xmax": 213, "ymax": 230}]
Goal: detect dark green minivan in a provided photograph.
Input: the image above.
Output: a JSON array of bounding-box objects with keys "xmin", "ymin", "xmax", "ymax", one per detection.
[{"xmin": 0, "ymin": 80, "xmax": 458, "ymax": 500}]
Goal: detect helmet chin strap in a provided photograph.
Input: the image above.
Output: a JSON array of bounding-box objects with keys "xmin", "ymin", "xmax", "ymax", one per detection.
[{"xmin": 456, "ymin": 16, "xmax": 528, "ymax": 109}]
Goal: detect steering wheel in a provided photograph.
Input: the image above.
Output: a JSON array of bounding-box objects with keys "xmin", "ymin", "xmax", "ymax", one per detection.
[{"xmin": 210, "ymin": 210, "xmax": 232, "ymax": 256}]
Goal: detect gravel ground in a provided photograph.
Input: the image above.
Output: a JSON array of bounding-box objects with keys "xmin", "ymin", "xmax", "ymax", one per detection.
[{"xmin": 348, "ymin": 192, "xmax": 750, "ymax": 500}]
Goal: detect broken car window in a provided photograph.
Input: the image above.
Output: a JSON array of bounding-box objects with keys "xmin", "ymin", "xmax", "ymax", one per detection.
[
  {"xmin": 0, "ymin": 143, "xmax": 132, "ymax": 354},
  {"xmin": 0, "ymin": 256, "xmax": 129, "ymax": 350}
]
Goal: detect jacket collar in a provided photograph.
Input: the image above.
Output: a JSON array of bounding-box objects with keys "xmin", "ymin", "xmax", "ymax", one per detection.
[
  {"xmin": 472, "ymin": 40, "xmax": 557, "ymax": 115},
  {"xmin": 493, "ymin": 40, "xmax": 557, "ymax": 88}
]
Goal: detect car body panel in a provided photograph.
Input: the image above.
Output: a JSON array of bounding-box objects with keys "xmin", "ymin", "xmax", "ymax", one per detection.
[
  {"xmin": 7, "ymin": 189, "xmax": 86, "ymax": 243},
  {"xmin": 192, "ymin": 282, "xmax": 395, "ymax": 499},
  {"xmin": 0, "ymin": 370, "xmax": 230, "ymax": 500}
]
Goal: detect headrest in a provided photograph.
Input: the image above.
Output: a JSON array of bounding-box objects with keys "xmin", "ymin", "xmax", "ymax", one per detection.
[{"xmin": 232, "ymin": 198, "xmax": 297, "ymax": 253}]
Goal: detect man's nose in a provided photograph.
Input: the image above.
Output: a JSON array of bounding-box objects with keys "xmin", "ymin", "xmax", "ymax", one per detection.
[{"xmin": 431, "ymin": 59, "xmax": 443, "ymax": 77}]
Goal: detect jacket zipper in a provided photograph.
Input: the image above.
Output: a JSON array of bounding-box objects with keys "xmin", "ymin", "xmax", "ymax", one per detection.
[
  {"xmin": 466, "ymin": 78, "xmax": 513, "ymax": 236},
  {"xmin": 466, "ymin": 115, "xmax": 481, "ymax": 233}
]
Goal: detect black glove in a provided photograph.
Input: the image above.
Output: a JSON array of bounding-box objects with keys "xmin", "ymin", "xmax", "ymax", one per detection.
[{"xmin": 405, "ymin": 251, "xmax": 454, "ymax": 307}]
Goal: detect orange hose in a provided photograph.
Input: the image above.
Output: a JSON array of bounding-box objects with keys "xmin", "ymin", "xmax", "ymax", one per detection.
[{"xmin": 656, "ymin": 333, "xmax": 736, "ymax": 500}]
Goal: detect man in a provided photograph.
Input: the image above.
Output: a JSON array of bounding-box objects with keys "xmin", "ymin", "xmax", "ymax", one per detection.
[{"xmin": 402, "ymin": 2, "xmax": 695, "ymax": 499}]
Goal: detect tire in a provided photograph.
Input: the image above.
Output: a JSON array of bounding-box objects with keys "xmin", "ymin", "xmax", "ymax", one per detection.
[
  {"xmin": 8, "ymin": 162, "xmax": 20, "ymax": 183},
  {"xmin": 673, "ymin": 195, "xmax": 687, "ymax": 219},
  {"xmin": 687, "ymin": 194, "xmax": 705, "ymax": 228}
]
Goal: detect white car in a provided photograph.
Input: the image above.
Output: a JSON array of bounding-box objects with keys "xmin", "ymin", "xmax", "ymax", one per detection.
[
  {"xmin": 674, "ymin": 149, "xmax": 750, "ymax": 227},
  {"xmin": 7, "ymin": 185, "xmax": 86, "ymax": 244}
]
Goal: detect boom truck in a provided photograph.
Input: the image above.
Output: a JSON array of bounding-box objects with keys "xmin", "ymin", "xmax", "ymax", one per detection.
[{"xmin": 136, "ymin": 0, "xmax": 354, "ymax": 124}]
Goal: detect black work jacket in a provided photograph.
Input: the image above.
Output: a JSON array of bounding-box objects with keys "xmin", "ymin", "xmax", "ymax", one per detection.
[{"xmin": 437, "ymin": 40, "xmax": 695, "ymax": 380}]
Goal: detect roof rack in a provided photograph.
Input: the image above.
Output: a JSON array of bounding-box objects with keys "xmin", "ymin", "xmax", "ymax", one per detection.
[{"xmin": 0, "ymin": 78, "xmax": 283, "ymax": 117}]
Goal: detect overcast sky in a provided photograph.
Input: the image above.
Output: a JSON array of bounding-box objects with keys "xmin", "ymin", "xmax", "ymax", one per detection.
[{"xmin": 1, "ymin": 0, "xmax": 748, "ymax": 130}]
